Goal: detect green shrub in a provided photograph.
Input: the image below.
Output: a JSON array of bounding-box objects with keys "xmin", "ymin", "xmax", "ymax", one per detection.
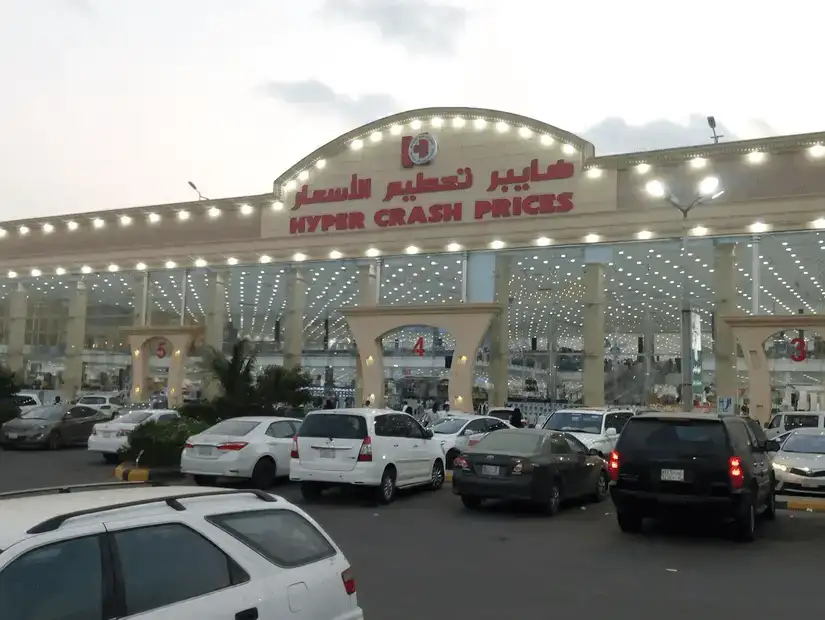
[
  {"xmin": 178, "ymin": 401, "xmax": 222, "ymax": 425},
  {"xmin": 119, "ymin": 417, "xmax": 209, "ymax": 468}
]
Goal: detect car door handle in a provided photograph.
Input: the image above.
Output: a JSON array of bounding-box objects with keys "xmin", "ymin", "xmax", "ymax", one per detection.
[
  {"xmin": 235, "ymin": 608, "xmax": 258, "ymax": 620},
  {"xmin": 393, "ymin": 443, "xmax": 400, "ymax": 448},
  {"xmin": 413, "ymin": 443, "xmax": 420, "ymax": 448}
]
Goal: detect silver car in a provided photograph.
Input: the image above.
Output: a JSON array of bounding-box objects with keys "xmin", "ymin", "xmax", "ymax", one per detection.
[{"xmin": 772, "ymin": 428, "xmax": 825, "ymax": 495}]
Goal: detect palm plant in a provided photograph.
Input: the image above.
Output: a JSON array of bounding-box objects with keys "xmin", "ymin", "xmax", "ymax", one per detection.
[{"xmin": 201, "ymin": 339, "xmax": 258, "ymax": 407}]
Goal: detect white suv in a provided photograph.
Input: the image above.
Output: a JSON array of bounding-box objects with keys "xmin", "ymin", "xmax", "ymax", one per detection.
[
  {"xmin": 538, "ymin": 407, "xmax": 635, "ymax": 456},
  {"xmin": 290, "ymin": 408, "xmax": 446, "ymax": 504},
  {"xmin": 0, "ymin": 483, "xmax": 363, "ymax": 620}
]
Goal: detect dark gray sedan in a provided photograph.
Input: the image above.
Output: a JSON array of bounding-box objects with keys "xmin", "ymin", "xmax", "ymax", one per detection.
[{"xmin": 0, "ymin": 404, "xmax": 105, "ymax": 449}]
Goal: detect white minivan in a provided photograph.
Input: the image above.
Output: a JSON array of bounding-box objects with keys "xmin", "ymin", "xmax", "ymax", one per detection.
[
  {"xmin": 766, "ymin": 411, "xmax": 825, "ymax": 438},
  {"xmin": 289, "ymin": 408, "xmax": 446, "ymax": 504}
]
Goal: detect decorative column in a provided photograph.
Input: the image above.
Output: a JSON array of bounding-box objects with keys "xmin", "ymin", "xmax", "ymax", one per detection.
[
  {"xmin": 283, "ymin": 266, "xmax": 307, "ymax": 369},
  {"xmin": 714, "ymin": 242, "xmax": 737, "ymax": 410},
  {"xmin": 62, "ymin": 281, "xmax": 88, "ymax": 399},
  {"xmin": 355, "ymin": 260, "xmax": 379, "ymax": 405},
  {"xmin": 133, "ymin": 273, "xmax": 149, "ymax": 326},
  {"xmin": 7, "ymin": 284, "xmax": 27, "ymax": 376},
  {"xmin": 582, "ymin": 262, "xmax": 606, "ymax": 406},
  {"xmin": 205, "ymin": 269, "xmax": 226, "ymax": 350},
  {"xmin": 488, "ymin": 255, "xmax": 511, "ymax": 407}
]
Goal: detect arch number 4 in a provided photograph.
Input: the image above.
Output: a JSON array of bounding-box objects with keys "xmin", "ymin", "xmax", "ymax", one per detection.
[
  {"xmin": 413, "ymin": 337, "xmax": 425, "ymax": 357},
  {"xmin": 791, "ymin": 337, "xmax": 807, "ymax": 362}
]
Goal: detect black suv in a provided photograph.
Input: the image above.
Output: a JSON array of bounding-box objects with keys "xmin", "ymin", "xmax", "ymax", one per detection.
[{"xmin": 608, "ymin": 413, "xmax": 780, "ymax": 542}]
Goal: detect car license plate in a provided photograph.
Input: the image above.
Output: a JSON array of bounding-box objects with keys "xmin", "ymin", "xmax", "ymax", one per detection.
[
  {"xmin": 661, "ymin": 468, "xmax": 685, "ymax": 482},
  {"xmin": 103, "ymin": 432, "xmax": 114, "ymax": 438},
  {"xmin": 801, "ymin": 480, "xmax": 821, "ymax": 488},
  {"xmin": 7, "ymin": 433, "xmax": 17, "ymax": 439},
  {"xmin": 481, "ymin": 465, "xmax": 500, "ymax": 476},
  {"xmin": 320, "ymin": 449, "xmax": 335, "ymax": 459},
  {"xmin": 196, "ymin": 446, "xmax": 213, "ymax": 456}
]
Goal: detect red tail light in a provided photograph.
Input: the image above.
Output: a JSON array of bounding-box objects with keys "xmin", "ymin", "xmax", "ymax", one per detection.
[
  {"xmin": 468, "ymin": 438, "xmax": 481, "ymax": 447},
  {"xmin": 729, "ymin": 456, "xmax": 744, "ymax": 489},
  {"xmin": 357, "ymin": 436, "xmax": 372, "ymax": 462},
  {"xmin": 184, "ymin": 442, "xmax": 193, "ymax": 449},
  {"xmin": 453, "ymin": 456, "xmax": 470, "ymax": 470},
  {"xmin": 217, "ymin": 442, "xmax": 247, "ymax": 451},
  {"xmin": 290, "ymin": 434, "xmax": 299, "ymax": 459},
  {"xmin": 341, "ymin": 567, "xmax": 356, "ymax": 595},
  {"xmin": 608, "ymin": 451, "xmax": 620, "ymax": 481}
]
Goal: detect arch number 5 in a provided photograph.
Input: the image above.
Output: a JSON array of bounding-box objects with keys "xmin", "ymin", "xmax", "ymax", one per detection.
[
  {"xmin": 791, "ymin": 337, "xmax": 807, "ymax": 362},
  {"xmin": 413, "ymin": 337, "xmax": 425, "ymax": 357}
]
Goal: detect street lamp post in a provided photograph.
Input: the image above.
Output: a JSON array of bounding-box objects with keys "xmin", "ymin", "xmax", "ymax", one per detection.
[{"xmin": 645, "ymin": 176, "xmax": 724, "ymax": 412}]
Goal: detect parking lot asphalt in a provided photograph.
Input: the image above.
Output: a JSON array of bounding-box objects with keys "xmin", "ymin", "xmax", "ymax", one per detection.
[{"xmin": 2, "ymin": 448, "xmax": 824, "ymax": 618}]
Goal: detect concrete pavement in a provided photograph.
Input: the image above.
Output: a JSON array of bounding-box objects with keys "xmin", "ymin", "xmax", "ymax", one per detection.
[{"xmin": 1, "ymin": 447, "xmax": 824, "ymax": 618}]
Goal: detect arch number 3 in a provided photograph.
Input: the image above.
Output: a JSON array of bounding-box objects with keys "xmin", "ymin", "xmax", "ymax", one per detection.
[
  {"xmin": 791, "ymin": 337, "xmax": 807, "ymax": 362},
  {"xmin": 413, "ymin": 337, "xmax": 425, "ymax": 357}
]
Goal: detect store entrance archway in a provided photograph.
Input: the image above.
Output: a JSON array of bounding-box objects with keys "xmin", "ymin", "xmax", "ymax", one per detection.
[
  {"xmin": 723, "ymin": 315, "xmax": 825, "ymax": 424},
  {"xmin": 342, "ymin": 304, "xmax": 500, "ymax": 410}
]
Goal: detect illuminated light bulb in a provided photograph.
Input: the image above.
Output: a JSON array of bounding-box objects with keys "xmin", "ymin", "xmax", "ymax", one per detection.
[
  {"xmin": 690, "ymin": 226, "xmax": 708, "ymax": 236},
  {"xmin": 586, "ymin": 168, "xmax": 603, "ymax": 179},
  {"xmin": 405, "ymin": 245, "xmax": 420, "ymax": 255},
  {"xmin": 298, "ymin": 170, "xmax": 309, "ymax": 181},
  {"xmin": 698, "ymin": 176, "xmax": 720, "ymax": 196},
  {"xmin": 540, "ymin": 134, "xmax": 554, "ymax": 146},
  {"xmin": 473, "ymin": 118, "xmax": 487, "ymax": 130},
  {"xmin": 584, "ymin": 233, "xmax": 601, "ymax": 243},
  {"xmin": 365, "ymin": 248, "xmax": 381, "ymax": 257},
  {"xmin": 67, "ymin": 220, "xmax": 79, "ymax": 230},
  {"xmin": 636, "ymin": 163, "xmax": 651, "ymax": 174},
  {"xmin": 812, "ymin": 218, "xmax": 825, "ymax": 229},
  {"xmin": 746, "ymin": 151, "xmax": 765, "ymax": 164},
  {"xmin": 55, "ymin": 267, "xmax": 66, "ymax": 275},
  {"xmin": 165, "ymin": 260, "xmax": 177, "ymax": 269},
  {"xmin": 177, "ymin": 210, "xmax": 190, "ymax": 221},
  {"xmin": 108, "ymin": 264, "xmax": 119, "ymax": 272},
  {"xmin": 495, "ymin": 121, "xmax": 509, "ymax": 133},
  {"xmin": 452, "ymin": 117, "xmax": 465, "ymax": 128},
  {"xmin": 293, "ymin": 252, "xmax": 307, "ymax": 262},
  {"xmin": 350, "ymin": 139, "xmax": 364, "ymax": 150},
  {"xmin": 535, "ymin": 237, "xmax": 552, "ymax": 246},
  {"xmin": 259, "ymin": 255, "xmax": 272, "ymax": 264},
  {"xmin": 43, "ymin": 223, "xmax": 54, "ymax": 234},
  {"xmin": 489, "ymin": 239, "xmax": 505, "ymax": 249},
  {"xmin": 644, "ymin": 179, "xmax": 667, "ymax": 198},
  {"xmin": 240, "ymin": 204, "xmax": 254, "ymax": 215},
  {"xmin": 809, "ymin": 144, "xmax": 825, "ymax": 158},
  {"xmin": 18, "ymin": 226, "xmax": 29, "ymax": 236},
  {"xmin": 410, "ymin": 119, "xmax": 422, "ymax": 130},
  {"xmin": 446, "ymin": 242, "xmax": 462, "ymax": 252},
  {"xmin": 92, "ymin": 218, "xmax": 105, "ymax": 229},
  {"xmin": 135, "ymin": 262, "xmax": 147, "ymax": 271},
  {"xmin": 119, "ymin": 215, "xmax": 132, "ymax": 226},
  {"xmin": 689, "ymin": 157, "xmax": 707, "ymax": 169},
  {"xmin": 369, "ymin": 131, "xmax": 382, "ymax": 142},
  {"xmin": 329, "ymin": 250, "xmax": 343, "ymax": 259},
  {"xmin": 30, "ymin": 269, "xmax": 41, "ymax": 277},
  {"xmin": 390, "ymin": 125, "xmax": 403, "ymax": 135},
  {"xmin": 749, "ymin": 221, "xmax": 769, "ymax": 234},
  {"xmin": 227, "ymin": 257, "xmax": 238, "ymax": 265},
  {"xmin": 271, "ymin": 201, "xmax": 284, "ymax": 211},
  {"xmin": 315, "ymin": 159, "xmax": 326, "ymax": 169},
  {"xmin": 431, "ymin": 118, "xmax": 443, "ymax": 128},
  {"xmin": 81, "ymin": 265, "xmax": 92, "ymax": 274},
  {"xmin": 7, "ymin": 271, "xmax": 16, "ymax": 278},
  {"xmin": 148, "ymin": 213, "xmax": 160, "ymax": 223},
  {"xmin": 284, "ymin": 180, "xmax": 297, "ymax": 191},
  {"xmin": 637, "ymin": 230, "xmax": 653, "ymax": 240},
  {"xmin": 194, "ymin": 258, "xmax": 207, "ymax": 267},
  {"xmin": 561, "ymin": 144, "xmax": 576, "ymax": 155},
  {"xmin": 208, "ymin": 207, "xmax": 221, "ymax": 218},
  {"xmin": 0, "ymin": 228, "xmax": 7, "ymax": 238},
  {"xmin": 518, "ymin": 127, "xmax": 532, "ymax": 138}
]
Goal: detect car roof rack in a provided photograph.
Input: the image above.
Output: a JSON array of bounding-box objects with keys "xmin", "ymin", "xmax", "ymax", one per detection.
[
  {"xmin": 0, "ymin": 481, "xmax": 168, "ymax": 500},
  {"xmin": 25, "ymin": 488, "xmax": 278, "ymax": 535}
]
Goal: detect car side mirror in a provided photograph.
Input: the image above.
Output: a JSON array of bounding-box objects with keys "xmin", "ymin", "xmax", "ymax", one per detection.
[
  {"xmin": 766, "ymin": 440, "xmax": 780, "ymax": 452},
  {"xmin": 461, "ymin": 429, "xmax": 474, "ymax": 436},
  {"xmin": 605, "ymin": 427, "xmax": 618, "ymax": 437},
  {"xmin": 588, "ymin": 448, "xmax": 601, "ymax": 456},
  {"xmin": 423, "ymin": 428, "xmax": 434, "ymax": 439}
]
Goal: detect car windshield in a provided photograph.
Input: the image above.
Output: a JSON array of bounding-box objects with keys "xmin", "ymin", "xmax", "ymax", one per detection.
[
  {"xmin": 618, "ymin": 418, "xmax": 728, "ymax": 456},
  {"xmin": 20, "ymin": 405, "xmax": 64, "ymax": 420},
  {"xmin": 543, "ymin": 411, "xmax": 603, "ymax": 434},
  {"xmin": 298, "ymin": 414, "xmax": 368, "ymax": 439},
  {"xmin": 115, "ymin": 410, "xmax": 154, "ymax": 424},
  {"xmin": 206, "ymin": 420, "xmax": 260, "ymax": 436},
  {"xmin": 782, "ymin": 434, "xmax": 825, "ymax": 454},
  {"xmin": 488, "ymin": 409, "xmax": 512, "ymax": 421},
  {"xmin": 431, "ymin": 418, "xmax": 470, "ymax": 434},
  {"xmin": 475, "ymin": 431, "xmax": 543, "ymax": 454}
]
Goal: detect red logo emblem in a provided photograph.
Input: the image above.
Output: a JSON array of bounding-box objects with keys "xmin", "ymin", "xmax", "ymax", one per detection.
[
  {"xmin": 156, "ymin": 341, "xmax": 167, "ymax": 359},
  {"xmin": 401, "ymin": 133, "xmax": 438, "ymax": 169}
]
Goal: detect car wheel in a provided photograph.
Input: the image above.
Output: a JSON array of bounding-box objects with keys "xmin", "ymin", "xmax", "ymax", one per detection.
[
  {"xmin": 102, "ymin": 453, "xmax": 119, "ymax": 465},
  {"xmin": 300, "ymin": 482, "xmax": 323, "ymax": 502},
  {"xmin": 377, "ymin": 467, "xmax": 397, "ymax": 504},
  {"xmin": 445, "ymin": 449, "xmax": 459, "ymax": 470},
  {"xmin": 429, "ymin": 459, "xmax": 445, "ymax": 490},
  {"xmin": 543, "ymin": 482, "xmax": 561, "ymax": 516},
  {"xmin": 250, "ymin": 458, "xmax": 277, "ymax": 489},
  {"xmin": 591, "ymin": 471, "xmax": 609, "ymax": 502},
  {"xmin": 193, "ymin": 475, "xmax": 218, "ymax": 486},
  {"xmin": 47, "ymin": 432, "xmax": 62, "ymax": 450},
  {"xmin": 616, "ymin": 508, "xmax": 643, "ymax": 533},
  {"xmin": 461, "ymin": 495, "xmax": 482, "ymax": 510},
  {"xmin": 733, "ymin": 498, "xmax": 757, "ymax": 543}
]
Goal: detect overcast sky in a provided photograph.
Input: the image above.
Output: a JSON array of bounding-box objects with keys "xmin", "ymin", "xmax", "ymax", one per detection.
[{"xmin": 0, "ymin": 0, "xmax": 821, "ymax": 218}]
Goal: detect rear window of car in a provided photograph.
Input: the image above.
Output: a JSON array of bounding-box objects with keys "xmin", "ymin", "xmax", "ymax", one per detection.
[
  {"xmin": 618, "ymin": 418, "xmax": 729, "ymax": 455},
  {"xmin": 14, "ymin": 396, "xmax": 37, "ymax": 407},
  {"xmin": 79, "ymin": 396, "xmax": 106, "ymax": 405},
  {"xmin": 784, "ymin": 414, "xmax": 821, "ymax": 430},
  {"xmin": 206, "ymin": 420, "xmax": 260, "ymax": 436},
  {"xmin": 298, "ymin": 414, "xmax": 368, "ymax": 439},
  {"xmin": 209, "ymin": 509, "xmax": 336, "ymax": 568},
  {"xmin": 487, "ymin": 409, "xmax": 512, "ymax": 421},
  {"xmin": 476, "ymin": 430, "xmax": 543, "ymax": 454}
]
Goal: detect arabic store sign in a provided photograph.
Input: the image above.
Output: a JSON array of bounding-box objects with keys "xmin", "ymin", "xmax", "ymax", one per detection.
[{"xmin": 288, "ymin": 158, "xmax": 576, "ymax": 235}]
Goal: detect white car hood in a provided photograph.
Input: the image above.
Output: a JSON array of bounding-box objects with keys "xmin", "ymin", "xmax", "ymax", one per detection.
[
  {"xmin": 565, "ymin": 431, "xmax": 602, "ymax": 447},
  {"xmin": 774, "ymin": 452, "xmax": 825, "ymax": 471}
]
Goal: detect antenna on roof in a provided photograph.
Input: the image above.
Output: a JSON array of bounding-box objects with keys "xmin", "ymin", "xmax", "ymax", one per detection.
[{"xmin": 707, "ymin": 116, "xmax": 724, "ymax": 144}]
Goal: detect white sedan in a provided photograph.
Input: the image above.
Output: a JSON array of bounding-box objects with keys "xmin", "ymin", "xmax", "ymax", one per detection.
[
  {"xmin": 181, "ymin": 416, "xmax": 301, "ymax": 488},
  {"xmin": 88, "ymin": 408, "xmax": 180, "ymax": 464},
  {"xmin": 430, "ymin": 414, "xmax": 512, "ymax": 468}
]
